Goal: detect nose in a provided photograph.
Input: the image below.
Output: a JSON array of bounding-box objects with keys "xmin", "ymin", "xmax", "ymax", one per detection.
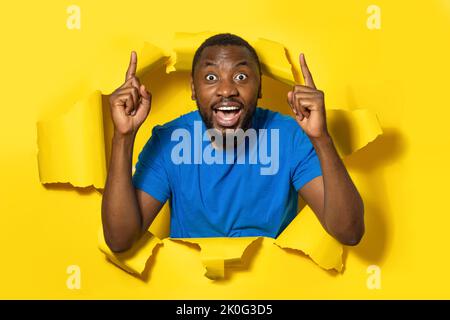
[{"xmin": 216, "ymin": 78, "xmax": 238, "ymax": 98}]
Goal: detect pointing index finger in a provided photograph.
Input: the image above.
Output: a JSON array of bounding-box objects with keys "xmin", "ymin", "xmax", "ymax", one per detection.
[
  {"xmin": 300, "ymin": 53, "xmax": 316, "ymax": 89},
  {"xmin": 125, "ymin": 51, "xmax": 137, "ymax": 81}
]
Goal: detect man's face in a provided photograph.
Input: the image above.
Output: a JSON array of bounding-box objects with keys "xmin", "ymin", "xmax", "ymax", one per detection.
[{"xmin": 191, "ymin": 45, "xmax": 261, "ymax": 134}]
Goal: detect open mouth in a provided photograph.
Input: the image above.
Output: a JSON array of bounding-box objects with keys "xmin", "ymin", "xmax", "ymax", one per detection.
[{"xmin": 213, "ymin": 104, "xmax": 243, "ymax": 128}]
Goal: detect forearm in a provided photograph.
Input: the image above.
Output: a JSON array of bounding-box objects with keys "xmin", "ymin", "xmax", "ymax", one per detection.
[
  {"xmin": 101, "ymin": 133, "xmax": 142, "ymax": 252},
  {"xmin": 311, "ymin": 134, "xmax": 365, "ymax": 245}
]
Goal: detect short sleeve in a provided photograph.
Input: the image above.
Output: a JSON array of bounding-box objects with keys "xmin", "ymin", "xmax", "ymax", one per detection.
[
  {"xmin": 132, "ymin": 127, "xmax": 171, "ymax": 203},
  {"xmin": 290, "ymin": 126, "xmax": 323, "ymax": 191}
]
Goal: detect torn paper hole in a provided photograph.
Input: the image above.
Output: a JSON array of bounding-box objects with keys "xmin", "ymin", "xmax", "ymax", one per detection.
[
  {"xmin": 166, "ymin": 31, "xmax": 218, "ymax": 73},
  {"xmin": 327, "ymin": 109, "xmax": 383, "ymax": 157},
  {"xmin": 37, "ymin": 32, "xmax": 383, "ymax": 279},
  {"xmin": 170, "ymin": 237, "xmax": 262, "ymax": 280},
  {"xmin": 98, "ymin": 227, "xmax": 162, "ymax": 276},
  {"xmin": 36, "ymin": 42, "xmax": 169, "ymax": 189},
  {"xmin": 252, "ymin": 37, "xmax": 296, "ymax": 85},
  {"xmin": 274, "ymin": 205, "xmax": 344, "ymax": 271},
  {"xmin": 37, "ymin": 90, "xmax": 106, "ymax": 189}
]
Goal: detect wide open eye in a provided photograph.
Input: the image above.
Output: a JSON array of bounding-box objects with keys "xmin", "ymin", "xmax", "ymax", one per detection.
[
  {"xmin": 205, "ymin": 73, "xmax": 218, "ymax": 81},
  {"xmin": 234, "ymin": 73, "xmax": 248, "ymax": 81}
]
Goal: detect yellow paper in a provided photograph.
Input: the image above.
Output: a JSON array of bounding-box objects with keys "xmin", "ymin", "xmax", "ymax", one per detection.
[
  {"xmin": 135, "ymin": 42, "xmax": 169, "ymax": 79},
  {"xmin": 274, "ymin": 206, "xmax": 344, "ymax": 271},
  {"xmin": 37, "ymin": 90, "xmax": 106, "ymax": 189},
  {"xmin": 37, "ymin": 42, "xmax": 169, "ymax": 189},
  {"xmin": 98, "ymin": 227, "xmax": 162, "ymax": 275},
  {"xmin": 252, "ymin": 38, "xmax": 296, "ymax": 85},
  {"xmin": 166, "ymin": 31, "xmax": 217, "ymax": 73},
  {"xmin": 327, "ymin": 109, "xmax": 383, "ymax": 157},
  {"xmin": 171, "ymin": 237, "xmax": 261, "ymax": 279}
]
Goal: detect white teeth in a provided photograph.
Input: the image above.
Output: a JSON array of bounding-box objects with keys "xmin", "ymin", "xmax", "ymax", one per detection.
[{"xmin": 216, "ymin": 106, "xmax": 240, "ymax": 111}]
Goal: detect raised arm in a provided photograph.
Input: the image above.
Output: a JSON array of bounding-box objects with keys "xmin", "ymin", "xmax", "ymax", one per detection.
[
  {"xmin": 101, "ymin": 51, "xmax": 164, "ymax": 253},
  {"xmin": 287, "ymin": 53, "xmax": 364, "ymax": 246}
]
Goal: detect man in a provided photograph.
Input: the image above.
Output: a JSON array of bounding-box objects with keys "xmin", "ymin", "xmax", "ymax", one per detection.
[{"xmin": 101, "ymin": 33, "xmax": 364, "ymax": 253}]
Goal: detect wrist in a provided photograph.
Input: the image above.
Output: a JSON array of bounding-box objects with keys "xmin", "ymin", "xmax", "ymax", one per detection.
[
  {"xmin": 310, "ymin": 132, "xmax": 333, "ymax": 149},
  {"xmin": 113, "ymin": 130, "xmax": 136, "ymax": 143},
  {"xmin": 112, "ymin": 131, "xmax": 136, "ymax": 154}
]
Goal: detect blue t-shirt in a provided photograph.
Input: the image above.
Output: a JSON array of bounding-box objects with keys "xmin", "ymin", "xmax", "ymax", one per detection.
[{"xmin": 132, "ymin": 107, "xmax": 322, "ymax": 238}]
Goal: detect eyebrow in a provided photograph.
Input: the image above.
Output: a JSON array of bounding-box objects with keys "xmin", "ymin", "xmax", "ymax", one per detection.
[
  {"xmin": 235, "ymin": 60, "xmax": 249, "ymax": 67},
  {"xmin": 202, "ymin": 60, "xmax": 250, "ymax": 68}
]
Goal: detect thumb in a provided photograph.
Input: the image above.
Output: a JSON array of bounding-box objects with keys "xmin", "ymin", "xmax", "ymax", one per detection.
[
  {"xmin": 139, "ymin": 84, "xmax": 151, "ymax": 107},
  {"xmin": 131, "ymin": 84, "xmax": 151, "ymax": 117},
  {"xmin": 132, "ymin": 84, "xmax": 151, "ymax": 119},
  {"xmin": 287, "ymin": 91, "xmax": 297, "ymax": 115}
]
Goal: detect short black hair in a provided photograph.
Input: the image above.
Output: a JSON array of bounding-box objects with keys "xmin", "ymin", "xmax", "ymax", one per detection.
[{"xmin": 191, "ymin": 33, "xmax": 261, "ymax": 77}]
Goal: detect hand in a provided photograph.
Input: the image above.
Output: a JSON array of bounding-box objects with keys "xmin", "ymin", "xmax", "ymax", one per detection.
[
  {"xmin": 109, "ymin": 51, "xmax": 152, "ymax": 137},
  {"xmin": 287, "ymin": 53, "xmax": 328, "ymax": 139}
]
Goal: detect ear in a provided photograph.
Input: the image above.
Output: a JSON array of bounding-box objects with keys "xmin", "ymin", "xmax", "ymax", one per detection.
[
  {"xmin": 257, "ymin": 80, "xmax": 262, "ymax": 99},
  {"xmin": 190, "ymin": 75, "xmax": 196, "ymax": 100}
]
